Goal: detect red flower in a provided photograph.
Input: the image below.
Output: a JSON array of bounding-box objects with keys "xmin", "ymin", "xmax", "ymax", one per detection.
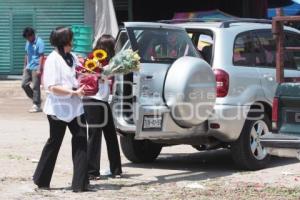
[{"xmin": 87, "ymin": 52, "xmax": 94, "ymax": 59}]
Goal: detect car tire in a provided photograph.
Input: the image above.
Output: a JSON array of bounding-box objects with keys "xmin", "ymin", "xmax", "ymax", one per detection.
[
  {"xmin": 120, "ymin": 135, "xmax": 162, "ymax": 163},
  {"xmin": 231, "ymin": 113, "xmax": 271, "ymax": 170}
]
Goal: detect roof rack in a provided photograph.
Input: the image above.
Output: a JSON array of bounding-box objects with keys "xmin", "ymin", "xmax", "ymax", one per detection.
[
  {"xmin": 158, "ymin": 18, "xmax": 272, "ymax": 28},
  {"xmin": 158, "ymin": 18, "xmax": 230, "ymax": 24},
  {"xmin": 220, "ymin": 18, "xmax": 272, "ymax": 28}
]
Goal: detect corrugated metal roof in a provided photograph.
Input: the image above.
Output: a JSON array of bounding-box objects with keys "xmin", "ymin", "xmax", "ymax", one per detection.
[{"xmin": 0, "ymin": 0, "xmax": 85, "ymax": 74}]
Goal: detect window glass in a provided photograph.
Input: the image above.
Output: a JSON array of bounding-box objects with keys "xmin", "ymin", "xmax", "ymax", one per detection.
[
  {"xmin": 232, "ymin": 32, "xmax": 265, "ymax": 66},
  {"xmin": 115, "ymin": 30, "xmax": 130, "ymax": 53},
  {"xmin": 256, "ymin": 31, "xmax": 276, "ymax": 67},
  {"xmin": 233, "ymin": 32, "xmax": 260, "ymax": 66},
  {"xmin": 198, "ymin": 34, "xmax": 213, "ymax": 64},
  {"xmin": 254, "ymin": 30, "xmax": 300, "ymax": 70},
  {"xmin": 285, "ymin": 32, "xmax": 300, "ymax": 70},
  {"xmin": 186, "ymin": 30, "xmax": 213, "ymax": 64},
  {"xmin": 128, "ymin": 28, "xmax": 199, "ymax": 63}
]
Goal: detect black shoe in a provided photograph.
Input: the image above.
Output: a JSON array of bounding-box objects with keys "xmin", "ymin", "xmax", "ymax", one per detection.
[
  {"xmin": 73, "ymin": 188, "xmax": 87, "ymax": 193},
  {"xmin": 111, "ymin": 173, "xmax": 122, "ymax": 179},
  {"xmin": 36, "ymin": 185, "xmax": 50, "ymax": 190},
  {"xmin": 88, "ymin": 174, "xmax": 101, "ymax": 180}
]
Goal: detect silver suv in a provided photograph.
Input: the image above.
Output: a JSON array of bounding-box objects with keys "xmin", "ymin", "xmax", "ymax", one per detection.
[{"xmin": 112, "ymin": 19, "xmax": 300, "ymax": 170}]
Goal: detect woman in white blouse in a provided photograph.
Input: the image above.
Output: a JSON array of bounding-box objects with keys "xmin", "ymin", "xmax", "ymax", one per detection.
[{"xmin": 33, "ymin": 27, "xmax": 89, "ymax": 192}]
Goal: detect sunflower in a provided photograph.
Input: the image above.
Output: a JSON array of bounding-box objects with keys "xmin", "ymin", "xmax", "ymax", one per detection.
[
  {"xmin": 93, "ymin": 49, "xmax": 107, "ymax": 61},
  {"xmin": 84, "ymin": 59, "xmax": 98, "ymax": 72}
]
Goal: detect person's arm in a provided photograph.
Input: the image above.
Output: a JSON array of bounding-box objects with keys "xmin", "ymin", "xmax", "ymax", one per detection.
[
  {"xmin": 23, "ymin": 55, "xmax": 27, "ymax": 70},
  {"xmin": 37, "ymin": 38, "xmax": 45, "ymax": 74},
  {"xmin": 37, "ymin": 53, "xmax": 45, "ymax": 75},
  {"xmin": 49, "ymin": 85, "xmax": 85, "ymax": 97},
  {"xmin": 24, "ymin": 42, "xmax": 28, "ymax": 70}
]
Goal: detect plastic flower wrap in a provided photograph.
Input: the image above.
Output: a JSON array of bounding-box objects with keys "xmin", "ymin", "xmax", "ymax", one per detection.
[{"xmin": 102, "ymin": 49, "xmax": 141, "ymax": 76}]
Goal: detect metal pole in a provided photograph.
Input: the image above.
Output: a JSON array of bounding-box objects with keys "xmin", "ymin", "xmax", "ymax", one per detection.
[{"xmin": 274, "ymin": 8, "xmax": 284, "ymax": 83}]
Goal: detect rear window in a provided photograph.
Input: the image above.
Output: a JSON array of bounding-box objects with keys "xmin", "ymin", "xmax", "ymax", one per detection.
[
  {"xmin": 255, "ymin": 30, "xmax": 299, "ymax": 70},
  {"xmin": 126, "ymin": 28, "xmax": 199, "ymax": 63},
  {"xmin": 233, "ymin": 31, "xmax": 262, "ymax": 67},
  {"xmin": 233, "ymin": 29, "xmax": 300, "ymax": 70}
]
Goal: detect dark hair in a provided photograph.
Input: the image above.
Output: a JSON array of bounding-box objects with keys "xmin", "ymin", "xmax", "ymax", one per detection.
[
  {"xmin": 50, "ymin": 26, "xmax": 73, "ymax": 48},
  {"xmin": 22, "ymin": 27, "xmax": 35, "ymax": 38},
  {"xmin": 50, "ymin": 27, "xmax": 74, "ymax": 67},
  {"xmin": 94, "ymin": 34, "xmax": 116, "ymax": 60}
]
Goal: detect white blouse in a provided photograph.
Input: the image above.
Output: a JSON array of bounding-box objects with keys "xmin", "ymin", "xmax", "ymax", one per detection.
[
  {"xmin": 86, "ymin": 79, "xmax": 110, "ymax": 102},
  {"xmin": 43, "ymin": 50, "xmax": 84, "ymax": 122}
]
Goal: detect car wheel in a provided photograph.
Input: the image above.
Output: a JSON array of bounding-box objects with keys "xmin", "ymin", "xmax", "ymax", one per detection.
[
  {"xmin": 231, "ymin": 113, "xmax": 271, "ymax": 170},
  {"xmin": 120, "ymin": 135, "xmax": 162, "ymax": 163}
]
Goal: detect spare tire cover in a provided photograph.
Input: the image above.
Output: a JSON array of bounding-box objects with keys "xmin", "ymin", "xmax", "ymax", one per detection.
[{"xmin": 164, "ymin": 56, "xmax": 216, "ymax": 127}]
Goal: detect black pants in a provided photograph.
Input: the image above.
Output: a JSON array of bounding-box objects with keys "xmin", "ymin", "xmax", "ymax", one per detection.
[
  {"xmin": 33, "ymin": 115, "xmax": 88, "ymax": 191},
  {"xmin": 21, "ymin": 68, "xmax": 41, "ymax": 106},
  {"xmin": 83, "ymin": 98, "xmax": 122, "ymax": 176}
]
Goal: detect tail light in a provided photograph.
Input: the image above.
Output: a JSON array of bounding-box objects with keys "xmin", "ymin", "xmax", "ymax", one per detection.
[
  {"xmin": 108, "ymin": 76, "xmax": 115, "ymax": 94},
  {"xmin": 213, "ymin": 69, "xmax": 229, "ymax": 97},
  {"xmin": 272, "ymin": 97, "xmax": 279, "ymax": 131}
]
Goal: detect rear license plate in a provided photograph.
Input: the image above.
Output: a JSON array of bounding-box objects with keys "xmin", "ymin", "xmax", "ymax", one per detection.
[{"xmin": 143, "ymin": 115, "xmax": 162, "ymax": 130}]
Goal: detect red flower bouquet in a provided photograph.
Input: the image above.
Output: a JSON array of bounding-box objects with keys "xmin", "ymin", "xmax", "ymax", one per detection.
[{"xmin": 76, "ymin": 49, "xmax": 108, "ymax": 96}]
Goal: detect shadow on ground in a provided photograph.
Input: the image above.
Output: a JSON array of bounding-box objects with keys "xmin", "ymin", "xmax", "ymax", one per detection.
[
  {"xmin": 119, "ymin": 148, "xmax": 299, "ymax": 186},
  {"xmin": 32, "ymin": 149, "xmax": 299, "ymax": 193}
]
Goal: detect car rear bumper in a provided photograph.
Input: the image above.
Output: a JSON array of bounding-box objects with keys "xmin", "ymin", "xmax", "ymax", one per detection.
[
  {"xmin": 135, "ymin": 105, "xmax": 209, "ymax": 140},
  {"xmin": 260, "ymin": 133, "xmax": 300, "ymax": 159},
  {"xmin": 207, "ymin": 104, "xmax": 250, "ymax": 141},
  {"xmin": 115, "ymin": 104, "xmax": 250, "ymax": 142}
]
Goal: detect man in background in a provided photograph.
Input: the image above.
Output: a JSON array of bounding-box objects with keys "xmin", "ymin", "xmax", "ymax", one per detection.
[{"xmin": 21, "ymin": 27, "xmax": 44, "ymax": 112}]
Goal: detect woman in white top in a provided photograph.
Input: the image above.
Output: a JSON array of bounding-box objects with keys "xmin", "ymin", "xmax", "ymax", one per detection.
[
  {"xmin": 83, "ymin": 34, "xmax": 122, "ymax": 180},
  {"xmin": 33, "ymin": 27, "xmax": 89, "ymax": 192}
]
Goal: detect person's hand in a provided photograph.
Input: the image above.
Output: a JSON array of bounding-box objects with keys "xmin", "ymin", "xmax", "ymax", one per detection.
[{"xmin": 73, "ymin": 85, "xmax": 85, "ymax": 97}]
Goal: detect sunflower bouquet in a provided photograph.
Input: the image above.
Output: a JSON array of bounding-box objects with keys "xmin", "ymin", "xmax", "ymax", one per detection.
[
  {"xmin": 76, "ymin": 48, "xmax": 141, "ymax": 76},
  {"xmin": 75, "ymin": 48, "xmax": 141, "ymax": 96}
]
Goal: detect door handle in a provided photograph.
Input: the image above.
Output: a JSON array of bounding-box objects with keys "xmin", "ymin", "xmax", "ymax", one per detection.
[
  {"xmin": 146, "ymin": 75, "xmax": 153, "ymax": 80},
  {"xmin": 143, "ymin": 75, "xmax": 153, "ymax": 80}
]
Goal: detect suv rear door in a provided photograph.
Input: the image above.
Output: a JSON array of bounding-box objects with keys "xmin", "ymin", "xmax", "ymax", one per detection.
[{"xmin": 113, "ymin": 22, "xmax": 200, "ymax": 130}]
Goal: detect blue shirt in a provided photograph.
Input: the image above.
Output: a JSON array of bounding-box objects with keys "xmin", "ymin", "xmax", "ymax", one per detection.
[{"xmin": 25, "ymin": 37, "xmax": 45, "ymax": 70}]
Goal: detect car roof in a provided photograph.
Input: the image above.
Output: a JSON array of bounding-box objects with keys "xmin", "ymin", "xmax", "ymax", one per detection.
[
  {"xmin": 124, "ymin": 22, "xmax": 185, "ymax": 30},
  {"xmin": 173, "ymin": 21, "xmax": 300, "ymax": 34},
  {"xmin": 176, "ymin": 22, "xmax": 272, "ymax": 30}
]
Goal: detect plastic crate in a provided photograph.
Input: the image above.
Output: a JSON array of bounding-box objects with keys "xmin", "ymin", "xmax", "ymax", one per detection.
[{"xmin": 71, "ymin": 24, "xmax": 93, "ymax": 34}]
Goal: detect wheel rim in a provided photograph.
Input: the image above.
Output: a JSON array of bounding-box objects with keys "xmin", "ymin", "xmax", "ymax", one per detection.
[{"xmin": 250, "ymin": 120, "xmax": 269, "ymax": 160}]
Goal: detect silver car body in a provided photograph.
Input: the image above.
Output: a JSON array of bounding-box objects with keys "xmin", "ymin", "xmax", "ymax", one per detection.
[{"xmin": 113, "ymin": 21, "xmax": 300, "ymax": 143}]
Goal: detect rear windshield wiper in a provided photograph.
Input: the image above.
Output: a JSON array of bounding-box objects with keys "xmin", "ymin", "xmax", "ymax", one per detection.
[{"xmin": 150, "ymin": 56, "xmax": 177, "ymax": 62}]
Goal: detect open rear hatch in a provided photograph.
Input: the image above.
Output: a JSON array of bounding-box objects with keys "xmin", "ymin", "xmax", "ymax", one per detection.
[{"xmin": 118, "ymin": 22, "xmax": 216, "ymax": 139}]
